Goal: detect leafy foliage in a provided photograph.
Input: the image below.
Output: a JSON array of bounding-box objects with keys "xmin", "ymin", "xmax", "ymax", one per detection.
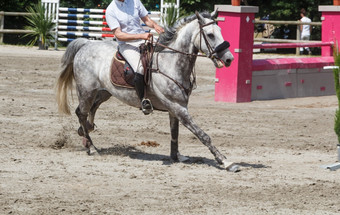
[
  {"xmin": 335, "ymin": 109, "xmax": 340, "ymax": 143},
  {"xmin": 0, "ymin": 0, "xmax": 38, "ymax": 12},
  {"xmin": 333, "ymin": 44, "xmax": 340, "ymax": 143},
  {"xmin": 248, "ymin": 0, "xmax": 332, "ymax": 21},
  {"xmin": 162, "ymin": 0, "xmax": 179, "ymax": 27},
  {"xmin": 23, "ymin": 3, "xmax": 55, "ymax": 49},
  {"xmin": 59, "ymin": 0, "xmax": 101, "ymax": 8}
]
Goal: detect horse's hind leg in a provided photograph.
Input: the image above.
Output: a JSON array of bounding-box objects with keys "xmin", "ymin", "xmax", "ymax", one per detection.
[
  {"xmin": 75, "ymin": 89, "xmax": 99, "ymax": 154},
  {"xmin": 88, "ymin": 90, "xmax": 111, "ymax": 128},
  {"xmin": 78, "ymin": 90, "xmax": 112, "ymax": 135}
]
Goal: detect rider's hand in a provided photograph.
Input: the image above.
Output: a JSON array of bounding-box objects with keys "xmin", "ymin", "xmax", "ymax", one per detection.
[
  {"xmin": 154, "ymin": 24, "xmax": 165, "ymax": 34},
  {"xmin": 140, "ymin": 32, "xmax": 153, "ymax": 40}
]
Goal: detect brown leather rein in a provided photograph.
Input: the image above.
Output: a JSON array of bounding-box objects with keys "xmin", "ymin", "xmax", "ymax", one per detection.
[
  {"xmin": 153, "ymin": 20, "xmax": 218, "ymax": 59},
  {"xmin": 143, "ymin": 19, "xmax": 221, "ymax": 97}
]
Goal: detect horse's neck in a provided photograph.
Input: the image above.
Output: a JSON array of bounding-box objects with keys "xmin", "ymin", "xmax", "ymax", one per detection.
[
  {"xmin": 163, "ymin": 21, "xmax": 199, "ymax": 80},
  {"xmin": 172, "ymin": 21, "xmax": 199, "ymax": 57}
]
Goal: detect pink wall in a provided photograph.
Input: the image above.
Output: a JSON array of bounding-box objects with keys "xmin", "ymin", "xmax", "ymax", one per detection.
[
  {"xmin": 319, "ymin": 6, "xmax": 340, "ymax": 56},
  {"xmin": 214, "ymin": 5, "xmax": 258, "ymax": 102}
]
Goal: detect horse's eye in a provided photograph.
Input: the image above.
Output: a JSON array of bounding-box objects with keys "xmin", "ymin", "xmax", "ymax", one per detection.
[{"xmin": 207, "ymin": 33, "xmax": 215, "ymax": 39}]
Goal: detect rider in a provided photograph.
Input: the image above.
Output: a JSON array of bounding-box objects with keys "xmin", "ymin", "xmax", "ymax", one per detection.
[{"xmin": 106, "ymin": 0, "xmax": 164, "ymax": 115}]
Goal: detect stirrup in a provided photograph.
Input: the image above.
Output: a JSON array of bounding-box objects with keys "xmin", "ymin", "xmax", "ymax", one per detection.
[{"xmin": 141, "ymin": 98, "xmax": 153, "ymax": 115}]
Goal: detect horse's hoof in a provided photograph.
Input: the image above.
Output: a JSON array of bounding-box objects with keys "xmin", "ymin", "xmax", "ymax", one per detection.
[
  {"xmin": 78, "ymin": 127, "xmax": 84, "ymax": 136},
  {"xmin": 78, "ymin": 123, "xmax": 95, "ymax": 136},
  {"xmin": 177, "ymin": 153, "xmax": 190, "ymax": 162},
  {"xmin": 223, "ymin": 161, "xmax": 240, "ymax": 172},
  {"xmin": 82, "ymin": 137, "xmax": 90, "ymax": 148},
  {"xmin": 227, "ymin": 164, "xmax": 240, "ymax": 172},
  {"xmin": 86, "ymin": 121, "xmax": 95, "ymax": 132}
]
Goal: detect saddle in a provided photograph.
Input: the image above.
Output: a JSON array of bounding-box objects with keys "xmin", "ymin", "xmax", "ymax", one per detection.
[
  {"xmin": 110, "ymin": 51, "xmax": 135, "ymax": 88},
  {"xmin": 110, "ymin": 42, "xmax": 154, "ymax": 89}
]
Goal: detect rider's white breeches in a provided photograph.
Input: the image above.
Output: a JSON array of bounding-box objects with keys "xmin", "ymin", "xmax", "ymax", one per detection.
[{"xmin": 119, "ymin": 40, "xmax": 144, "ymax": 75}]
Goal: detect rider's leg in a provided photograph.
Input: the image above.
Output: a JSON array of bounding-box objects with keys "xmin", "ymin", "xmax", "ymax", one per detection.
[
  {"xmin": 134, "ymin": 72, "xmax": 153, "ymax": 114},
  {"xmin": 119, "ymin": 41, "xmax": 153, "ymax": 114}
]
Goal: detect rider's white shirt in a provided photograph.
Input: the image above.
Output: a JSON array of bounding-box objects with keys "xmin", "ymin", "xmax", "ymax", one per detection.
[{"xmin": 105, "ymin": 0, "xmax": 148, "ymax": 44}]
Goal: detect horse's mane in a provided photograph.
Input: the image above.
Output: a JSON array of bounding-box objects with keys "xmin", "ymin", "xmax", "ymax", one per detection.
[{"xmin": 155, "ymin": 11, "xmax": 213, "ymax": 52}]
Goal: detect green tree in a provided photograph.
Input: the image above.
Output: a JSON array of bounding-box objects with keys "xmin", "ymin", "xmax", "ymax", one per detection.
[
  {"xmin": 248, "ymin": 0, "xmax": 332, "ymax": 21},
  {"xmin": 0, "ymin": 0, "xmax": 38, "ymax": 12},
  {"xmin": 59, "ymin": 0, "xmax": 102, "ymax": 8}
]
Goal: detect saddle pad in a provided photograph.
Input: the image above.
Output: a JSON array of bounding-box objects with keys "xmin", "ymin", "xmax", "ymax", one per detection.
[{"xmin": 110, "ymin": 52, "xmax": 134, "ymax": 89}]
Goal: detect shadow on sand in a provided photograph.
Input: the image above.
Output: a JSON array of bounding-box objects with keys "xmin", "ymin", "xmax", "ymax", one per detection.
[
  {"xmin": 93, "ymin": 144, "xmax": 269, "ymax": 171},
  {"xmin": 235, "ymin": 162, "xmax": 269, "ymax": 169},
  {"xmin": 96, "ymin": 144, "xmax": 223, "ymax": 169}
]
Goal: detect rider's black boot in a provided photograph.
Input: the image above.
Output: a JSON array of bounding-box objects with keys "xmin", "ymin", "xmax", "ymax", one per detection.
[{"xmin": 134, "ymin": 73, "xmax": 153, "ymax": 115}]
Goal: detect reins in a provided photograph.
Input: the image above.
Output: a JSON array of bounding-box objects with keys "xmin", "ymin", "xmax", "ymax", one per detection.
[{"xmin": 151, "ymin": 20, "xmax": 217, "ymax": 59}]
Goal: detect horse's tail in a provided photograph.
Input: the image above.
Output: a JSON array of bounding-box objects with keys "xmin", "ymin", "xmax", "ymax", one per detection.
[{"xmin": 56, "ymin": 38, "xmax": 89, "ymax": 115}]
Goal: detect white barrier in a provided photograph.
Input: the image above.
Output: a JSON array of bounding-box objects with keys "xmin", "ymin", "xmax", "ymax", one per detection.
[{"xmin": 56, "ymin": 7, "xmax": 161, "ymax": 46}]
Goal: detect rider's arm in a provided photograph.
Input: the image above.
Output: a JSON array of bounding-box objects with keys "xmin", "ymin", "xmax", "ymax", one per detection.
[
  {"xmin": 141, "ymin": 15, "xmax": 164, "ymax": 34},
  {"xmin": 113, "ymin": 27, "xmax": 152, "ymax": 41}
]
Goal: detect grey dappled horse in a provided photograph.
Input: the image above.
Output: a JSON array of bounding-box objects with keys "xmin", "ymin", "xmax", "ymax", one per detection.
[{"xmin": 56, "ymin": 11, "xmax": 237, "ymax": 171}]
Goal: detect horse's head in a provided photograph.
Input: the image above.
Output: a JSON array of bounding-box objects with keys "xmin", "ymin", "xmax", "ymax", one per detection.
[{"xmin": 195, "ymin": 10, "xmax": 234, "ymax": 68}]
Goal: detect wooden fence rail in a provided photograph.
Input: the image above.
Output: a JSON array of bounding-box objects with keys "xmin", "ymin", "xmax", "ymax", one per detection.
[
  {"xmin": 0, "ymin": 11, "xmax": 33, "ymax": 43},
  {"xmin": 254, "ymin": 20, "xmax": 322, "ymax": 26},
  {"xmin": 253, "ymin": 19, "xmax": 322, "ymax": 55}
]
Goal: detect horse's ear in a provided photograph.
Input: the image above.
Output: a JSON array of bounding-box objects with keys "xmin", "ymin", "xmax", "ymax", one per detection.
[
  {"xmin": 195, "ymin": 11, "xmax": 204, "ymax": 24},
  {"xmin": 211, "ymin": 8, "xmax": 218, "ymax": 19}
]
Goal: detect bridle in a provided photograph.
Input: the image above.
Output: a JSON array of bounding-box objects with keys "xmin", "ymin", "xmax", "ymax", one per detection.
[{"xmin": 197, "ymin": 20, "xmax": 230, "ymax": 60}]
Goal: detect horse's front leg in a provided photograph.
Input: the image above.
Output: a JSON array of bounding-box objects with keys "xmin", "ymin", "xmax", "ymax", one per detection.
[
  {"xmin": 170, "ymin": 106, "xmax": 238, "ymax": 172},
  {"xmin": 169, "ymin": 113, "xmax": 179, "ymax": 161}
]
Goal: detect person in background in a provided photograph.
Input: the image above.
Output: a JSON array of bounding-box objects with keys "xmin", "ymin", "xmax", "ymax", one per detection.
[
  {"xmin": 299, "ymin": 8, "xmax": 312, "ymax": 55},
  {"xmin": 105, "ymin": 0, "xmax": 164, "ymax": 115}
]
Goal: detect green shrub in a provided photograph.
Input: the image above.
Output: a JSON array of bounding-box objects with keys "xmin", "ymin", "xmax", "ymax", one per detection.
[
  {"xmin": 333, "ymin": 43, "xmax": 340, "ymax": 143},
  {"xmin": 23, "ymin": 2, "xmax": 55, "ymax": 49}
]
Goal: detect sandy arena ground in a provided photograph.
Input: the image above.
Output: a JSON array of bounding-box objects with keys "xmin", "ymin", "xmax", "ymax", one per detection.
[{"xmin": 0, "ymin": 44, "xmax": 340, "ymax": 214}]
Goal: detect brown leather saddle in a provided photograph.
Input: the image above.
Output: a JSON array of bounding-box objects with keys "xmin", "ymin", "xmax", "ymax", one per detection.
[
  {"xmin": 110, "ymin": 43, "xmax": 154, "ymax": 89},
  {"xmin": 110, "ymin": 51, "xmax": 135, "ymax": 88}
]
